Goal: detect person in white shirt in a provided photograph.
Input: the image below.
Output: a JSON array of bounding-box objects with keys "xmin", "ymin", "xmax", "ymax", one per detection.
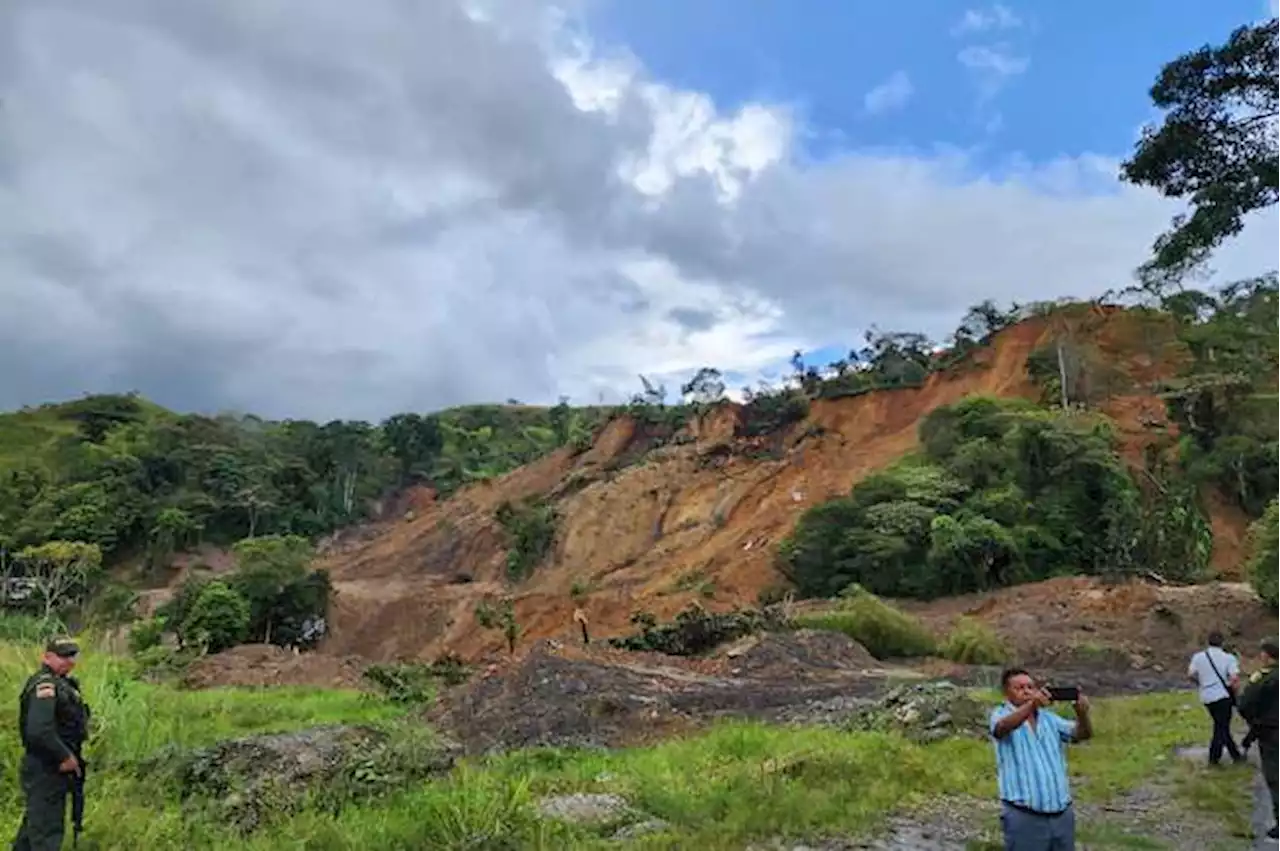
[{"xmin": 1187, "ymin": 631, "xmax": 1244, "ymax": 765}]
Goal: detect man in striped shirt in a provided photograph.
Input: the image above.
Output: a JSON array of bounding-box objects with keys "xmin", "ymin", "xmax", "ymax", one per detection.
[{"xmin": 990, "ymin": 667, "xmax": 1093, "ymax": 850}]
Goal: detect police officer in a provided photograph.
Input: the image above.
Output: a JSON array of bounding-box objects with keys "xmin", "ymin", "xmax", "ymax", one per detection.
[
  {"xmin": 1238, "ymin": 638, "xmax": 1279, "ymax": 841},
  {"xmin": 12, "ymin": 637, "xmax": 90, "ymax": 851}
]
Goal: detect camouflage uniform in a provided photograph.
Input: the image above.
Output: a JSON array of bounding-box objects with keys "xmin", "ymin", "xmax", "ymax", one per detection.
[
  {"xmin": 12, "ymin": 638, "xmax": 90, "ymax": 851},
  {"xmin": 1237, "ymin": 647, "xmax": 1278, "ymax": 839}
]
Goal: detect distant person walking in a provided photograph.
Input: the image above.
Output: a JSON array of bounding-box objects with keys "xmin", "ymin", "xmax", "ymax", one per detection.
[
  {"xmin": 989, "ymin": 667, "xmax": 1093, "ymax": 850},
  {"xmin": 1238, "ymin": 639, "xmax": 1279, "ymax": 840},
  {"xmin": 1188, "ymin": 631, "xmax": 1244, "ymax": 765},
  {"xmin": 572, "ymin": 607, "xmax": 590, "ymax": 646}
]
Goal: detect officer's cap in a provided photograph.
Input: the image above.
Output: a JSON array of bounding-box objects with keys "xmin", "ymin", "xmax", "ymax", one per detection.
[
  {"xmin": 1261, "ymin": 638, "xmax": 1279, "ymax": 660},
  {"xmin": 45, "ymin": 637, "xmax": 79, "ymax": 658}
]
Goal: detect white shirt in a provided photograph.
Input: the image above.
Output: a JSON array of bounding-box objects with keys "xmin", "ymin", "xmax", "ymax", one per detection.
[{"xmin": 1188, "ymin": 647, "xmax": 1239, "ymax": 704}]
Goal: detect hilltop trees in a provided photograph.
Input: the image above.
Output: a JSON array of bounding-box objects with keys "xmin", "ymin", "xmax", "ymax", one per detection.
[{"xmin": 1122, "ymin": 18, "xmax": 1279, "ymax": 285}]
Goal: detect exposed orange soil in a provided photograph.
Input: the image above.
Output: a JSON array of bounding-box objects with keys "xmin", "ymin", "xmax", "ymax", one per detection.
[{"xmin": 317, "ymin": 309, "xmax": 1247, "ymax": 663}]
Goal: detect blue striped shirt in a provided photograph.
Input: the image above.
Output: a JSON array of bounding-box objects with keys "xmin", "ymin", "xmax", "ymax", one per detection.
[{"xmin": 989, "ymin": 702, "xmax": 1077, "ymax": 813}]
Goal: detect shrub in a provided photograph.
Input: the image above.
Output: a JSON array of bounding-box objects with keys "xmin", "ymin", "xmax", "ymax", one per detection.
[
  {"xmin": 792, "ymin": 586, "xmax": 936, "ymax": 660},
  {"xmin": 128, "ymin": 616, "xmax": 166, "ymax": 655},
  {"xmin": 495, "ymin": 499, "xmax": 557, "ymax": 581},
  {"xmin": 364, "ymin": 654, "xmax": 470, "ymax": 703},
  {"xmin": 939, "ymin": 617, "xmax": 1010, "ymax": 665},
  {"xmin": 1245, "ymin": 500, "xmax": 1279, "ymax": 609},
  {"xmin": 179, "ymin": 581, "xmax": 250, "ymax": 654},
  {"xmin": 608, "ymin": 604, "xmax": 786, "ymax": 656}
]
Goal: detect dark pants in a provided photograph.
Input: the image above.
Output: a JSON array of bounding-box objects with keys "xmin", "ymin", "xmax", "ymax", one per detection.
[
  {"xmin": 1000, "ymin": 803, "xmax": 1075, "ymax": 851},
  {"xmin": 12, "ymin": 757, "xmax": 67, "ymax": 851},
  {"xmin": 1260, "ymin": 736, "xmax": 1278, "ymax": 826},
  {"xmin": 1206, "ymin": 697, "xmax": 1241, "ymax": 764}
]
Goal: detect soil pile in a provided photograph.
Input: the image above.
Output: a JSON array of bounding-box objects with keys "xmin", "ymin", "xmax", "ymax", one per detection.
[
  {"xmin": 905, "ymin": 577, "xmax": 1275, "ymax": 674},
  {"xmin": 722, "ymin": 629, "xmax": 878, "ymax": 678},
  {"xmin": 429, "ymin": 640, "xmax": 890, "ymax": 754},
  {"xmin": 182, "ymin": 644, "xmax": 368, "ymax": 690}
]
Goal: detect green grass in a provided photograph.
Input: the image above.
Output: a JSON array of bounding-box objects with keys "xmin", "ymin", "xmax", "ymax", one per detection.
[
  {"xmin": 793, "ymin": 588, "xmax": 937, "ymax": 659},
  {"xmin": 0, "ymin": 640, "xmax": 1256, "ymax": 850}
]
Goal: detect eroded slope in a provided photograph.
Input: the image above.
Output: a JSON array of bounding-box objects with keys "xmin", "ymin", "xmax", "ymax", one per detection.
[{"xmin": 319, "ymin": 310, "xmax": 1234, "ymax": 662}]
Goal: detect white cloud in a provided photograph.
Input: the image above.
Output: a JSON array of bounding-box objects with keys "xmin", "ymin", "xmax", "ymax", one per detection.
[
  {"xmin": 958, "ymin": 44, "xmax": 1031, "ymax": 101},
  {"xmin": 863, "ymin": 71, "xmax": 914, "ymax": 116},
  {"xmin": 0, "ymin": 0, "xmax": 1274, "ymax": 420},
  {"xmin": 952, "ymin": 5, "xmax": 1022, "ymax": 36}
]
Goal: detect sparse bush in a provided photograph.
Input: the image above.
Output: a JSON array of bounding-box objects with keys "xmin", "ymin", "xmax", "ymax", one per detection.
[
  {"xmin": 793, "ymin": 586, "xmax": 936, "ymax": 660},
  {"xmin": 364, "ymin": 654, "xmax": 470, "ymax": 703},
  {"xmin": 939, "ymin": 617, "xmax": 1010, "ymax": 665},
  {"xmin": 608, "ymin": 603, "xmax": 787, "ymax": 656},
  {"xmin": 495, "ymin": 499, "xmax": 557, "ymax": 581}
]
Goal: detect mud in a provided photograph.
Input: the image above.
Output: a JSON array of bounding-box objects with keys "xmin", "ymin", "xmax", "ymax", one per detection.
[{"xmin": 182, "ymin": 643, "xmax": 369, "ymax": 691}]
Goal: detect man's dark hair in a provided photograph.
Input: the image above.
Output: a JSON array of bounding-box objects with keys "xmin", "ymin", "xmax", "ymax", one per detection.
[
  {"xmin": 1262, "ymin": 639, "xmax": 1278, "ymax": 660},
  {"xmin": 1207, "ymin": 630, "xmax": 1225, "ymax": 647},
  {"xmin": 1000, "ymin": 667, "xmax": 1030, "ymax": 689}
]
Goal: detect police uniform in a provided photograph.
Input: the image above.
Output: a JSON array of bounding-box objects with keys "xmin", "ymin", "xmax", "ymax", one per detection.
[
  {"xmin": 12, "ymin": 638, "xmax": 90, "ymax": 851},
  {"xmin": 1237, "ymin": 646, "xmax": 1278, "ymax": 839}
]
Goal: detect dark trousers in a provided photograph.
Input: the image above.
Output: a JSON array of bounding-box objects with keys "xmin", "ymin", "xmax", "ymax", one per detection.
[
  {"xmin": 1261, "ymin": 736, "xmax": 1279, "ymax": 825},
  {"xmin": 11, "ymin": 757, "xmax": 67, "ymax": 851},
  {"xmin": 1206, "ymin": 697, "xmax": 1241, "ymax": 764},
  {"xmin": 1000, "ymin": 803, "xmax": 1075, "ymax": 851}
]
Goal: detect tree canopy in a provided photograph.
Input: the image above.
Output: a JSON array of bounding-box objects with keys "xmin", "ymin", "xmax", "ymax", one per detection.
[{"xmin": 1122, "ymin": 18, "xmax": 1278, "ymax": 284}]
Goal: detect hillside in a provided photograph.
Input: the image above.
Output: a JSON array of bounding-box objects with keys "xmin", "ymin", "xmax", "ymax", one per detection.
[{"xmin": 316, "ymin": 301, "xmax": 1273, "ymax": 662}]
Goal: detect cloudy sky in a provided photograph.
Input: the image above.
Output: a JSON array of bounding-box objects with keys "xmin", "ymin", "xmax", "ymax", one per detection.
[{"xmin": 1, "ymin": 0, "xmax": 1276, "ymax": 421}]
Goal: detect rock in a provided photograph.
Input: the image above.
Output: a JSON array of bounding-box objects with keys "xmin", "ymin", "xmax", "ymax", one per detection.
[
  {"xmin": 844, "ymin": 681, "xmax": 988, "ymax": 743},
  {"xmin": 154, "ymin": 724, "xmax": 460, "ymax": 834},
  {"xmin": 611, "ymin": 818, "xmax": 671, "ymax": 839},
  {"xmin": 535, "ymin": 793, "xmax": 633, "ymax": 826}
]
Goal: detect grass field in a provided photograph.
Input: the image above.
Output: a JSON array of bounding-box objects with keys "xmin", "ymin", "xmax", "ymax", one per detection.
[{"xmin": 0, "ymin": 642, "xmax": 1256, "ymax": 850}]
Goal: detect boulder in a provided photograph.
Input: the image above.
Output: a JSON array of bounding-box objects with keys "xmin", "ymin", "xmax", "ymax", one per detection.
[{"xmin": 844, "ymin": 681, "xmax": 988, "ymax": 743}]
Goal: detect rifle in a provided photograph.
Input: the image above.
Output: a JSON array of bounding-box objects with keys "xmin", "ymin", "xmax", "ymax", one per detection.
[{"xmin": 69, "ymin": 754, "xmax": 86, "ymax": 847}]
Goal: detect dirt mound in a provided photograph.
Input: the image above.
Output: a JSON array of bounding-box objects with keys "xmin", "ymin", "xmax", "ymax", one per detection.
[
  {"xmin": 149, "ymin": 724, "xmax": 459, "ymax": 834},
  {"xmin": 182, "ymin": 644, "xmax": 369, "ymax": 690},
  {"xmin": 429, "ymin": 640, "xmax": 889, "ymax": 754},
  {"xmin": 845, "ymin": 681, "xmax": 990, "ymax": 743},
  {"xmin": 722, "ymin": 629, "xmax": 877, "ymax": 677},
  {"xmin": 905, "ymin": 577, "xmax": 1275, "ymax": 674}
]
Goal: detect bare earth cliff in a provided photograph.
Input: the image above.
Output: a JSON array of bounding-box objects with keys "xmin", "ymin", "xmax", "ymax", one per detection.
[{"xmin": 315, "ymin": 310, "xmax": 1255, "ymax": 663}]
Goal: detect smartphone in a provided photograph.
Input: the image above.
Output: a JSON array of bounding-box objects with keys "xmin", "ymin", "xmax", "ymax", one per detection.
[{"xmin": 1046, "ymin": 685, "xmax": 1079, "ymax": 703}]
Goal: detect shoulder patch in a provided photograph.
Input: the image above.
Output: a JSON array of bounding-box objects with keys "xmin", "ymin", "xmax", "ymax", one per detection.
[{"xmin": 34, "ymin": 683, "xmax": 55, "ymax": 699}]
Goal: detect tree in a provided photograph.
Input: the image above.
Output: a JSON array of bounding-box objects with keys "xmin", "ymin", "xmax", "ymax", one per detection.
[
  {"xmin": 1121, "ymin": 19, "xmax": 1278, "ymax": 285},
  {"xmin": 17, "ymin": 541, "xmax": 102, "ymax": 620},
  {"xmin": 147, "ymin": 506, "xmax": 201, "ymax": 570},
  {"xmin": 680, "ymin": 368, "xmax": 727, "ymax": 407},
  {"xmin": 228, "ymin": 534, "xmax": 315, "ymax": 643},
  {"xmin": 180, "ymin": 581, "xmax": 250, "ymax": 654}
]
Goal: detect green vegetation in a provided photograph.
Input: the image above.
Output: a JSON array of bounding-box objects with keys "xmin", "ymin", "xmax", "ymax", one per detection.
[
  {"xmin": 1121, "ymin": 19, "xmax": 1278, "ymax": 285},
  {"xmin": 792, "ymin": 586, "xmax": 937, "ymax": 660},
  {"xmin": 496, "ymin": 498, "xmax": 559, "ymax": 581},
  {"xmin": 0, "ymin": 637, "xmax": 1250, "ymax": 849},
  {"xmin": 1245, "ymin": 500, "xmax": 1278, "ymax": 609},
  {"xmin": 0, "ymin": 395, "xmax": 610, "ymax": 567},
  {"xmin": 940, "ymin": 618, "xmax": 1010, "ymax": 666},
  {"xmin": 608, "ymin": 604, "xmax": 781, "ymax": 656},
  {"xmin": 778, "ymin": 397, "xmax": 1201, "ymax": 600}
]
